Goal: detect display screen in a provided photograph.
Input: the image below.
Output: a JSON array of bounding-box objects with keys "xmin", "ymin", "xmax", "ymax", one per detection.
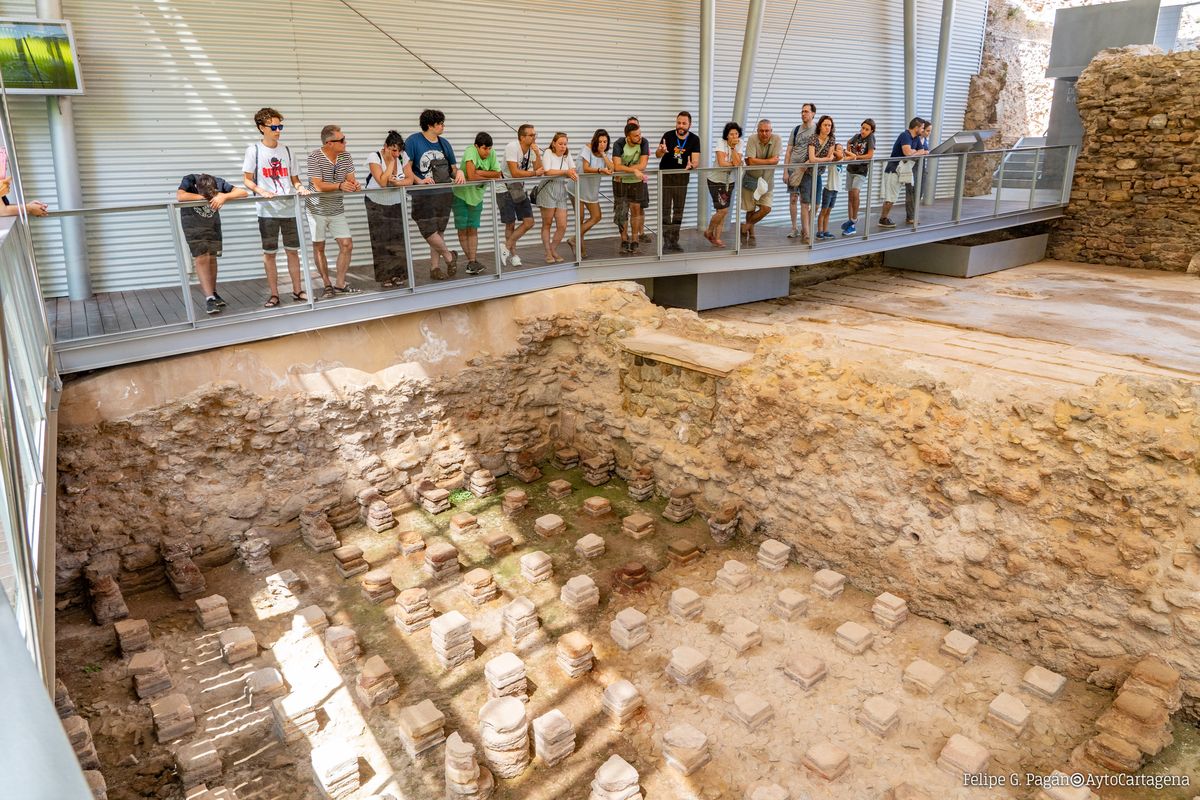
[{"xmin": 0, "ymin": 18, "xmax": 83, "ymax": 95}]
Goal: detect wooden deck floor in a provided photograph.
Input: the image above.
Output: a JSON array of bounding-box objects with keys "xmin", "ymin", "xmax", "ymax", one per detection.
[{"xmin": 46, "ymin": 196, "xmax": 1037, "ymax": 343}]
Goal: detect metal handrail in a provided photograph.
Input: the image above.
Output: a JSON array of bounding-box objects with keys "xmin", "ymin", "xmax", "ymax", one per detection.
[{"xmin": 37, "ymin": 142, "xmax": 1076, "ymax": 349}]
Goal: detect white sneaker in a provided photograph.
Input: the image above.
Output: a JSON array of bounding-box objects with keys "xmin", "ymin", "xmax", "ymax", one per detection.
[
  {"xmin": 500, "ymin": 244, "xmax": 511, "ymax": 266},
  {"xmin": 510, "ymin": 254, "xmax": 523, "ymax": 268}
]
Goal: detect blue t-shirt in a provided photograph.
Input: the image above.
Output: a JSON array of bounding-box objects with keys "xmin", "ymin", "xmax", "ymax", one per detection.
[
  {"xmin": 404, "ymin": 134, "xmax": 457, "ymax": 193},
  {"xmin": 885, "ymin": 130, "xmax": 917, "ymax": 174}
]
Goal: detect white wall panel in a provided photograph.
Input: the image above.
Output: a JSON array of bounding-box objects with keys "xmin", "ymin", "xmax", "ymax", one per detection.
[{"xmin": 0, "ymin": 0, "xmax": 985, "ymax": 296}]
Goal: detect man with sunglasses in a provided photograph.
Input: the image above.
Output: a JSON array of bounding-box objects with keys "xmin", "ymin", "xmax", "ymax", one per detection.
[
  {"xmin": 243, "ymin": 107, "xmax": 310, "ymax": 308},
  {"xmin": 306, "ymin": 124, "xmax": 361, "ymax": 298}
]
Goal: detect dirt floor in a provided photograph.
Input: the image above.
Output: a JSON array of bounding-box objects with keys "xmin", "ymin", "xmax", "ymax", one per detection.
[
  {"xmin": 706, "ymin": 260, "xmax": 1200, "ymax": 392},
  {"xmin": 56, "ymin": 466, "xmax": 1200, "ymax": 800}
]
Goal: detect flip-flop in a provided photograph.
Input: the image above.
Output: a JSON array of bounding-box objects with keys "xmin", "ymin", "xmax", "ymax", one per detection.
[{"xmin": 263, "ymin": 295, "xmax": 280, "ymax": 308}]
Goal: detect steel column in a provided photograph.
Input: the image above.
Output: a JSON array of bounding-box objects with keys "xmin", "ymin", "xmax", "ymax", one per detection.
[
  {"xmin": 926, "ymin": 0, "xmax": 957, "ymax": 206},
  {"xmin": 699, "ymin": 0, "xmax": 715, "ymax": 229},
  {"xmin": 732, "ymin": 0, "xmax": 766, "ymax": 129},
  {"xmin": 904, "ymin": 0, "xmax": 917, "ymax": 125}
]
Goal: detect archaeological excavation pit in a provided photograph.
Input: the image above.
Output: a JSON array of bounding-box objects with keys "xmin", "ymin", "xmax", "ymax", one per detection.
[{"xmin": 49, "ymin": 268, "xmax": 1200, "ymax": 800}]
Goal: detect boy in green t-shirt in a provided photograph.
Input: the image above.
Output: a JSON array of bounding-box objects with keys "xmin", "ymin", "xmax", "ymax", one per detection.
[
  {"xmin": 612, "ymin": 122, "xmax": 649, "ymax": 253},
  {"xmin": 454, "ymin": 132, "xmax": 502, "ymax": 274}
]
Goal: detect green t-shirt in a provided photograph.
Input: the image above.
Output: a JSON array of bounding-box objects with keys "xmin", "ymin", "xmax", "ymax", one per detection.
[
  {"xmin": 620, "ymin": 140, "xmax": 644, "ymax": 184},
  {"xmin": 453, "ymin": 144, "xmax": 499, "ymax": 206}
]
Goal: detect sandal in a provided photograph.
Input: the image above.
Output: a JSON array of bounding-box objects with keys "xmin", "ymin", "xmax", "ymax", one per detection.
[
  {"xmin": 263, "ymin": 295, "xmax": 280, "ymax": 308},
  {"xmin": 712, "ymin": 238, "xmax": 725, "ymax": 248},
  {"xmin": 321, "ymin": 284, "xmax": 336, "ymax": 299},
  {"xmin": 291, "ymin": 291, "xmax": 308, "ymax": 302},
  {"xmin": 380, "ymin": 278, "xmax": 399, "ymax": 288},
  {"xmin": 445, "ymin": 251, "xmax": 458, "ymax": 277},
  {"xmin": 333, "ymin": 284, "xmax": 362, "ymax": 294}
]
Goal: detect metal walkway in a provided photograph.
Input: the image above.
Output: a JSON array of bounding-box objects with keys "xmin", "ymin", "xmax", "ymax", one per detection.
[{"xmin": 43, "ymin": 147, "xmax": 1073, "ymax": 374}]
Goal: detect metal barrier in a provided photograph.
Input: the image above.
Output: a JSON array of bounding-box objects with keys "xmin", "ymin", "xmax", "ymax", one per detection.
[
  {"xmin": 0, "ymin": 217, "xmax": 59, "ymax": 678},
  {"xmin": 36, "ymin": 142, "xmax": 1075, "ymax": 349}
]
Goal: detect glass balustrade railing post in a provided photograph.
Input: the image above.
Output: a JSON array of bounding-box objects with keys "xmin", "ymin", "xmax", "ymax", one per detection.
[
  {"xmin": 571, "ymin": 180, "xmax": 580, "ymax": 265},
  {"xmin": 952, "ymin": 153, "xmax": 966, "ymax": 223},
  {"xmin": 863, "ymin": 163, "xmax": 874, "ymax": 240},
  {"xmin": 166, "ymin": 205, "xmax": 197, "ymax": 327},
  {"xmin": 1061, "ymin": 146, "xmax": 1077, "ymax": 207},
  {"xmin": 733, "ymin": 167, "xmax": 742, "ymax": 256},
  {"xmin": 994, "ymin": 157, "xmax": 1007, "ymax": 217},
  {"xmin": 491, "ymin": 181, "xmax": 504, "ymax": 277},
  {"xmin": 1027, "ymin": 148, "xmax": 1042, "ymax": 211},
  {"xmin": 401, "ymin": 188, "xmax": 418, "ymax": 289},
  {"xmin": 293, "ymin": 195, "xmax": 315, "ymax": 307},
  {"xmin": 809, "ymin": 164, "xmax": 818, "ymax": 250},
  {"xmin": 912, "ymin": 158, "xmax": 922, "ymax": 231},
  {"xmin": 656, "ymin": 175, "xmax": 664, "ymax": 260}
]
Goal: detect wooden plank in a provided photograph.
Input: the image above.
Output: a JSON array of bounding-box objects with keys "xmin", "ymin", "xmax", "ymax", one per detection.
[
  {"xmin": 69, "ymin": 298, "xmax": 90, "ymax": 341},
  {"xmin": 153, "ymin": 286, "xmax": 189, "ymax": 324},
  {"xmin": 123, "ymin": 290, "xmax": 159, "ymax": 329},
  {"xmin": 95, "ymin": 292, "xmax": 121, "ymax": 335},
  {"xmin": 109, "ymin": 292, "xmax": 138, "ymax": 333},
  {"xmin": 82, "ymin": 297, "xmax": 104, "ymax": 337}
]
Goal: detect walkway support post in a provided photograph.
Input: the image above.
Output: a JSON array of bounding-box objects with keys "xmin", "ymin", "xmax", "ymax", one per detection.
[
  {"xmin": 926, "ymin": 0, "xmax": 956, "ymax": 205},
  {"xmin": 37, "ymin": 0, "xmax": 92, "ymax": 300},
  {"xmin": 904, "ymin": 0, "xmax": 917, "ymax": 125},
  {"xmin": 699, "ymin": 0, "xmax": 715, "ymax": 229},
  {"xmin": 732, "ymin": 0, "xmax": 766, "ymax": 130}
]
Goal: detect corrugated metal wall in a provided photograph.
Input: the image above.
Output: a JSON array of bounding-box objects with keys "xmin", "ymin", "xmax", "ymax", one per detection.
[{"xmin": 1, "ymin": 0, "xmax": 985, "ymax": 296}]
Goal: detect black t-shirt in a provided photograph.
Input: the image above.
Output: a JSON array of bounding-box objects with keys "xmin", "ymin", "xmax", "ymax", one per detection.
[
  {"xmin": 658, "ymin": 130, "xmax": 701, "ymax": 171},
  {"xmin": 179, "ymin": 173, "xmax": 235, "ymax": 196},
  {"xmin": 845, "ymin": 132, "xmax": 876, "ymax": 175}
]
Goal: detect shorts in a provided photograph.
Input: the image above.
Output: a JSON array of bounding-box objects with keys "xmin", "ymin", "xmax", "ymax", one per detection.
[
  {"xmin": 307, "ymin": 211, "xmax": 351, "ymax": 243},
  {"xmin": 181, "ymin": 210, "xmax": 222, "ymax": 258},
  {"xmin": 452, "ymin": 195, "xmax": 483, "ymax": 229},
  {"xmin": 497, "ymin": 191, "xmax": 534, "ymax": 224},
  {"xmin": 706, "ymin": 180, "xmax": 732, "ymax": 210},
  {"xmin": 740, "ymin": 187, "xmax": 772, "ymax": 210},
  {"xmin": 796, "ymin": 171, "xmax": 824, "ymax": 202},
  {"xmin": 258, "ymin": 216, "xmax": 300, "ymax": 254},
  {"xmin": 821, "ymin": 189, "xmax": 839, "ymax": 209},
  {"xmin": 616, "ymin": 180, "xmax": 644, "ymax": 207},
  {"xmin": 411, "ymin": 190, "xmax": 452, "ymax": 239},
  {"xmin": 882, "ymin": 171, "xmax": 901, "ymax": 203},
  {"xmin": 847, "ymin": 172, "xmax": 867, "ymax": 191}
]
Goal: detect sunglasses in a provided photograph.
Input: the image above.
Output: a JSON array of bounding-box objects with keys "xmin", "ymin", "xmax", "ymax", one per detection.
[
  {"xmin": 266, "ymin": 124, "xmax": 284, "ymax": 131},
  {"xmin": 329, "ymin": 137, "xmax": 346, "ymax": 144}
]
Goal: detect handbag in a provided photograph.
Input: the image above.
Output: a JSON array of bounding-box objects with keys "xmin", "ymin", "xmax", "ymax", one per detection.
[
  {"xmin": 897, "ymin": 160, "xmax": 915, "ymax": 184},
  {"xmin": 741, "ymin": 171, "xmax": 759, "ymax": 192},
  {"xmin": 529, "ymin": 183, "xmax": 541, "ymax": 205},
  {"xmin": 504, "ymin": 147, "xmax": 536, "ymax": 203}
]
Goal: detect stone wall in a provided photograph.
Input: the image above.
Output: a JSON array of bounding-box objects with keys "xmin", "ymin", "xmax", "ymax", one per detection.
[
  {"xmin": 1048, "ymin": 47, "xmax": 1200, "ymax": 272},
  {"xmin": 56, "ymin": 284, "xmax": 1200, "ymax": 717}
]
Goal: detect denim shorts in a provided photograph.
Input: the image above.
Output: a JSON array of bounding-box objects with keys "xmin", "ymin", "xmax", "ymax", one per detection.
[{"xmin": 820, "ymin": 189, "xmax": 839, "ymax": 209}]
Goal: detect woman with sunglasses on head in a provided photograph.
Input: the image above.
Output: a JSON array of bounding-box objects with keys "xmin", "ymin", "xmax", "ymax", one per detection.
[
  {"xmin": 536, "ymin": 132, "xmax": 577, "ymax": 264},
  {"xmin": 364, "ymin": 130, "xmax": 415, "ymax": 288},
  {"xmin": 577, "ymin": 128, "xmax": 612, "ymax": 259},
  {"xmin": 704, "ymin": 121, "xmax": 743, "ymax": 248}
]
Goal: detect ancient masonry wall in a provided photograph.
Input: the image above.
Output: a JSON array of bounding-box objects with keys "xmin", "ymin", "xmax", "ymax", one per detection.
[
  {"xmin": 1048, "ymin": 47, "xmax": 1200, "ymax": 272},
  {"xmin": 55, "ymin": 284, "xmax": 1200, "ymax": 716}
]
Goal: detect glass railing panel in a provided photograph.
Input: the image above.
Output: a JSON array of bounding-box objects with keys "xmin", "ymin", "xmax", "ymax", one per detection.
[
  {"xmin": 1033, "ymin": 146, "xmax": 1072, "ymax": 209},
  {"xmin": 672, "ymin": 166, "xmax": 736, "ymax": 256},
  {"xmin": 959, "ymin": 150, "xmax": 1005, "ymax": 223}
]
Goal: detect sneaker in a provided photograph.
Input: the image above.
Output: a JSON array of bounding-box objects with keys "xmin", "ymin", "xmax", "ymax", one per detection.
[
  {"xmin": 822, "ymin": 231, "xmax": 835, "ymax": 240},
  {"xmin": 620, "ymin": 241, "xmax": 631, "ymax": 253},
  {"xmin": 500, "ymin": 244, "xmax": 511, "ymax": 267},
  {"xmin": 465, "ymin": 260, "xmax": 485, "ymax": 275},
  {"xmin": 205, "ymin": 297, "xmax": 220, "ymax": 315},
  {"xmin": 905, "ymin": 219, "xmax": 915, "ymax": 225},
  {"xmin": 212, "ymin": 292, "xmax": 227, "ymax": 307},
  {"xmin": 630, "ymin": 240, "xmax": 640, "ymax": 254},
  {"xmin": 840, "ymin": 220, "xmax": 852, "ymax": 233},
  {"xmin": 842, "ymin": 224, "xmax": 857, "ymax": 236},
  {"xmin": 509, "ymin": 254, "xmax": 523, "ymax": 268},
  {"xmin": 787, "ymin": 229, "xmax": 801, "ymax": 239},
  {"xmin": 664, "ymin": 242, "xmax": 683, "ymax": 253},
  {"xmin": 878, "ymin": 218, "xmax": 896, "ymax": 228}
]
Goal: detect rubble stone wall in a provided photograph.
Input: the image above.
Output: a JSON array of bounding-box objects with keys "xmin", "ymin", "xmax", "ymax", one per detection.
[
  {"xmin": 1049, "ymin": 47, "xmax": 1200, "ymax": 272},
  {"xmin": 56, "ymin": 284, "xmax": 1200, "ymax": 716}
]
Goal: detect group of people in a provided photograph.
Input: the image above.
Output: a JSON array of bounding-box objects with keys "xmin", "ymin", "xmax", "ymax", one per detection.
[{"xmin": 178, "ymin": 106, "xmax": 934, "ymax": 313}]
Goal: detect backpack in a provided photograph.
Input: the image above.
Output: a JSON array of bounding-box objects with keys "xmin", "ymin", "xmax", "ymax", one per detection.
[{"xmin": 250, "ymin": 142, "xmax": 294, "ymax": 188}]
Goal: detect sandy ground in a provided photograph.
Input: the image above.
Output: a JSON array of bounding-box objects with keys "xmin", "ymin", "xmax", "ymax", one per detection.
[{"xmin": 56, "ymin": 466, "xmax": 1199, "ymax": 800}]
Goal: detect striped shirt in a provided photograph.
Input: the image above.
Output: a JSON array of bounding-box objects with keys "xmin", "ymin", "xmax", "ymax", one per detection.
[{"xmin": 306, "ymin": 149, "xmax": 355, "ymax": 216}]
